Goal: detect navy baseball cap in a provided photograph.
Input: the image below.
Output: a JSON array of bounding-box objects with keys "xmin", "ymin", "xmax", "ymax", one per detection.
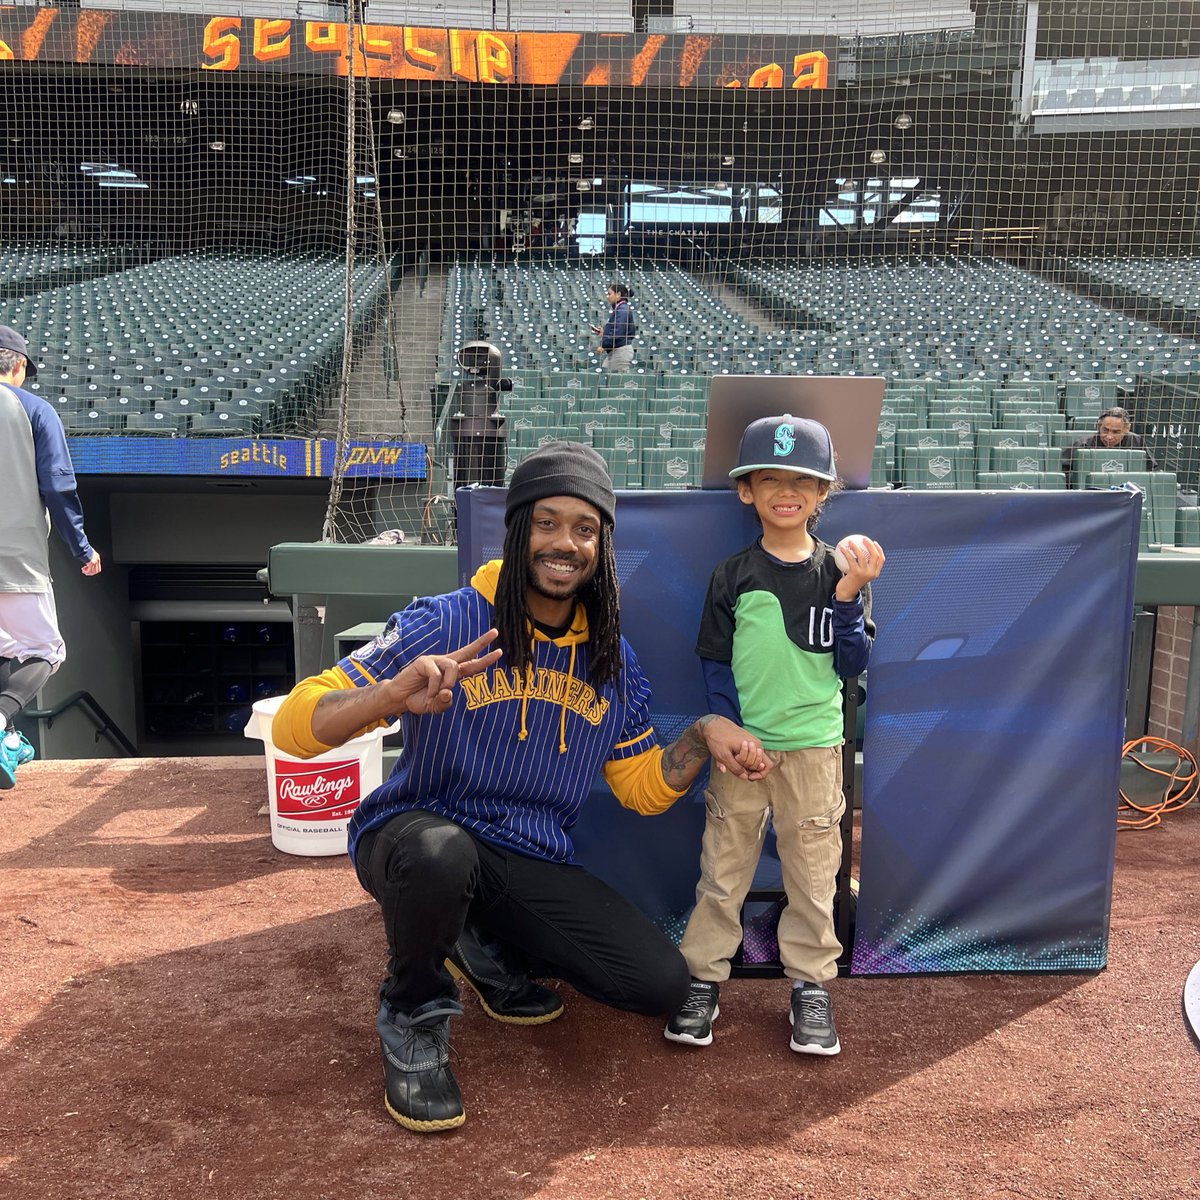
[
  {"xmin": 729, "ymin": 414, "xmax": 837, "ymax": 482},
  {"xmin": 0, "ymin": 325, "xmax": 37, "ymax": 377}
]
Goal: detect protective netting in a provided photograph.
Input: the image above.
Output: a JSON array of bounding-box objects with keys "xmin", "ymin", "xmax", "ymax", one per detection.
[{"xmin": 0, "ymin": 1, "xmax": 1197, "ymax": 547}]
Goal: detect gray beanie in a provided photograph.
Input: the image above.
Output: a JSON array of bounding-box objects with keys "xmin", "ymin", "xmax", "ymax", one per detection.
[{"xmin": 505, "ymin": 440, "xmax": 616, "ymax": 526}]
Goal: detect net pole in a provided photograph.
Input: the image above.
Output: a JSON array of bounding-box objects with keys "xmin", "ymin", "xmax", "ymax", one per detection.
[{"xmin": 322, "ymin": 4, "xmax": 362, "ymax": 543}]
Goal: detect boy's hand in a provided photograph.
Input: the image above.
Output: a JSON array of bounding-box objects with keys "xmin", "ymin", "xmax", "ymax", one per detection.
[
  {"xmin": 700, "ymin": 716, "xmax": 772, "ymax": 781},
  {"xmin": 834, "ymin": 536, "xmax": 885, "ymax": 602}
]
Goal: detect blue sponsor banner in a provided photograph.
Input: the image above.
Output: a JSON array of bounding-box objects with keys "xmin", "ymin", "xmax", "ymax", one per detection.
[
  {"xmin": 459, "ymin": 486, "xmax": 1140, "ymax": 973},
  {"xmin": 66, "ymin": 437, "xmax": 426, "ymax": 479}
]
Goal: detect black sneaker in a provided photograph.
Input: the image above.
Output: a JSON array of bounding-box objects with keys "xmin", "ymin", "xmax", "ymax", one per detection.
[
  {"xmin": 446, "ymin": 924, "xmax": 564, "ymax": 1025},
  {"xmin": 789, "ymin": 984, "xmax": 841, "ymax": 1056},
  {"xmin": 663, "ymin": 980, "xmax": 720, "ymax": 1046},
  {"xmin": 377, "ymin": 997, "xmax": 466, "ymax": 1132}
]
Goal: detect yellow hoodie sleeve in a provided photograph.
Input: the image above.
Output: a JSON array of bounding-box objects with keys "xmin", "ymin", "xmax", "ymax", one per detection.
[
  {"xmin": 270, "ymin": 666, "xmax": 390, "ymax": 759},
  {"xmin": 603, "ymin": 745, "xmax": 689, "ymax": 815}
]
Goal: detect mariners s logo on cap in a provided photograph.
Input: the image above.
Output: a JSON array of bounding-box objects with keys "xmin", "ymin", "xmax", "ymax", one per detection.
[{"xmin": 773, "ymin": 423, "xmax": 795, "ymax": 457}]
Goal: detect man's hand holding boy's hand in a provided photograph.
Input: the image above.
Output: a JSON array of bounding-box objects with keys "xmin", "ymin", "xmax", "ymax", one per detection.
[{"xmin": 700, "ymin": 715, "xmax": 772, "ymax": 781}]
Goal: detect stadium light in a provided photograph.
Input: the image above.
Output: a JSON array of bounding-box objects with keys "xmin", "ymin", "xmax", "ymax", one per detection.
[
  {"xmin": 568, "ymin": 152, "xmax": 583, "ymax": 164},
  {"xmin": 869, "ymin": 149, "xmax": 888, "ymax": 165},
  {"xmin": 721, "ymin": 155, "xmax": 735, "ymax": 166},
  {"xmin": 208, "ymin": 141, "xmax": 226, "ymax": 152},
  {"xmin": 894, "ymin": 113, "xmax": 914, "ymax": 130},
  {"xmin": 386, "ymin": 109, "xmax": 405, "ymax": 125},
  {"xmin": 577, "ymin": 117, "xmax": 595, "ymax": 131}
]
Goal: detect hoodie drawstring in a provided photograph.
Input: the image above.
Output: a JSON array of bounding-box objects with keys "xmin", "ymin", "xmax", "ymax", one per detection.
[
  {"xmin": 516, "ymin": 633, "xmax": 576, "ymax": 754},
  {"xmin": 558, "ymin": 642, "xmax": 576, "ymax": 754}
]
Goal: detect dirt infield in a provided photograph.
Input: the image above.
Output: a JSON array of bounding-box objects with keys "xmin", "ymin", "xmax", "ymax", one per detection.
[{"xmin": 1, "ymin": 757, "xmax": 1197, "ymax": 1200}]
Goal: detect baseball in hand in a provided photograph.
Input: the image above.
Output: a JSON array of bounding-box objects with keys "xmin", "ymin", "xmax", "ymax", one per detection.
[{"xmin": 833, "ymin": 535, "xmax": 871, "ymax": 574}]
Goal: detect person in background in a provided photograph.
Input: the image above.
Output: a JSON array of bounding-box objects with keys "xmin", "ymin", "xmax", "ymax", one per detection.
[
  {"xmin": 665, "ymin": 415, "xmax": 883, "ymax": 1058},
  {"xmin": 591, "ymin": 282, "xmax": 635, "ymax": 373},
  {"xmin": 1061, "ymin": 406, "xmax": 1159, "ymax": 487},
  {"xmin": 270, "ymin": 440, "xmax": 768, "ymax": 1134},
  {"xmin": 0, "ymin": 325, "xmax": 102, "ymax": 789}
]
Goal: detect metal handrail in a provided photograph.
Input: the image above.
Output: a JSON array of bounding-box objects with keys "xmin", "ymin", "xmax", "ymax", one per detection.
[{"xmin": 24, "ymin": 691, "xmax": 138, "ymax": 757}]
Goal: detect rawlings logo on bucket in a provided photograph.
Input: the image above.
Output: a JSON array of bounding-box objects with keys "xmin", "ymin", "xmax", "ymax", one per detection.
[{"xmin": 274, "ymin": 759, "xmax": 362, "ymax": 821}]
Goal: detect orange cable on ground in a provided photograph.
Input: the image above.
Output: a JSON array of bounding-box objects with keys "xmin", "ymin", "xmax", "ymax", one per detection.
[{"xmin": 1118, "ymin": 736, "xmax": 1199, "ymax": 830}]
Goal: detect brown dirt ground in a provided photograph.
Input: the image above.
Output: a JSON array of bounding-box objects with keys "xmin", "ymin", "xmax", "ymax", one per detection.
[{"xmin": 1, "ymin": 757, "xmax": 1197, "ymax": 1200}]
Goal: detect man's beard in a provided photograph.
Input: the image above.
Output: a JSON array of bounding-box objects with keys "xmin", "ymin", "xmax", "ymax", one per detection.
[{"xmin": 527, "ymin": 553, "xmax": 595, "ymax": 603}]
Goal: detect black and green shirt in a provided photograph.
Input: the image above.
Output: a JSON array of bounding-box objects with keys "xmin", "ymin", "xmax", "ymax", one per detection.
[{"xmin": 696, "ymin": 539, "xmax": 874, "ymax": 750}]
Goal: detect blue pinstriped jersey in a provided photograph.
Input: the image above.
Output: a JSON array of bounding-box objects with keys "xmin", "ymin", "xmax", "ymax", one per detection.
[{"xmin": 343, "ymin": 565, "xmax": 660, "ymax": 865}]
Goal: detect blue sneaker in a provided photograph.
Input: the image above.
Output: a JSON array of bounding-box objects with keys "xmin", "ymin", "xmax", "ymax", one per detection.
[{"xmin": 0, "ymin": 731, "xmax": 35, "ymax": 790}]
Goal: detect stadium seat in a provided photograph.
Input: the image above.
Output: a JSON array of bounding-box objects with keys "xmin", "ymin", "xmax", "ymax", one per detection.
[
  {"xmin": 901, "ymin": 445, "xmax": 975, "ymax": 490},
  {"xmin": 190, "ymin": 412, "xmax": 253, "ymax": 436},
  {"xmin": 126, "ymin": 411, "xmax": 183, "ymax": 436},
  {"xmin": 1083, "ymin": 472, "xmax": 1178, "ymax": 547},
  {"xmin": 989, "ymin": 446, "xmax": 1061, "ymax": 473},
  {"xmin": 1176, "ymin": 507, "xmax": 1200, "ymax": 547},
  {"xmin": 976, "ymin": 429, "xmax": 1040, "ymax": 473},
  {"xmin": 999, "ymin": 413, "xmax": 1066, "ymax": 445},
  {"xmin": 1070, "ymin": 448, "xmax": 1150, "ymax": 483},
  {"xmin": 63, "ymin": 409, "xmax": 118, "ymax": 434},
  {"xmin": 642, "ymin": 446, "xmax": 702, "ymax": 490},
  {"xmin": 977, "ymin": 472, "xmax": 1067, "ymax": 490}
]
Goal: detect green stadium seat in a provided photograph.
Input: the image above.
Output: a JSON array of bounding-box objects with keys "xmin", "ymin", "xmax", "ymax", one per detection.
[
  {"xmin": 988, "ymin": 446, "xmax": 1062, "ymax": 473},
  {"xmin": 126, "ymin": 411, "xmax": 183, "ymax": 436},
  {"xmin": 642, "ymin": 446, "xmax": 703, "ymax": 490},
  {"xmin": 999, "ymin": 413, "xmax": 1066, "ymax": 445},
  {"xmin": 547, "ymin": 370, "xmax": 600, "ymax": 400},
  {"xmin": 976, "ymin": 428, "xmax": 1040, "ymax": 473},
  {"xmin": 638, "ymin": 412, "xmax": 705, "ymax": 447},
  {"xmin": 190, "ymin": 412, "xmax": 253, "ymax": 436},
  {"xmin": 89, "ymin": 395, "xmax": 150, "ymax": 419},
  {"xmin": 670, "ymin": 426, "xmax": 707, "ymax": 450},
  {"xmin": 1069, "ymin": 448, "xmax": 1150, "ymax": 484},
  {"xmin": 871, "ymin": 440, "xmax": 895, "ymax": 487},
  {"xmin": 896, "ymin": 428, "xmax": 959, "ymax": 456},
  {"xmin": 1062, "ymin": 380, "xmax": 1118, "ymax": 422},
  {"xmin": 63, "ymin": 409, "xmax": 117, "ymax": 434},
  {"xmin": 654, "ymin": 375, "xmax": 708, "ymax": 405},
  {"xmin": 875, "ymin": 413, "xmax": 924, "ymax": 443},
  {"xmin": 901, "ymin": 445, "xmax": 975, "ymax": 490},
  {"xmin": 1083, "ymin": 472, "xmax": 1178, "ymax": 546},
  {"xmin": 1175, "ymin": 507, "xmax": 1200, "ymax": 547},
  {"xmin": 505, "ymin": 369, "xmax": 544, "ymax": 402},
  {"xmin": 926, "ymin": 413, "xmax": 993, "ymax": 445},
  {"xmin": 977, "ymin": 471, "xmax": 1067, "ymax": 490}
]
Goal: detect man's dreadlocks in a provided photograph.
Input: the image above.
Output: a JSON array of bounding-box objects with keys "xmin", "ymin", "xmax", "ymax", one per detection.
[{"xmin": 493, "ymin": 502, "xmax": 623, "ymax": 692}]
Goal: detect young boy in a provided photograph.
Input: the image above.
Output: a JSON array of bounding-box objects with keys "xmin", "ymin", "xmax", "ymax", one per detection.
[{"xmin": 665, "ymin": 414, "xmax": 884, "ymax": 1055}]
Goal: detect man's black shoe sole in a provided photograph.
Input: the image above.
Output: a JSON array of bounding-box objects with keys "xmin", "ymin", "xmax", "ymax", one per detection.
[{"xmin": 446, "ymin": 960, "xmax": 565, "ymax": 1025}]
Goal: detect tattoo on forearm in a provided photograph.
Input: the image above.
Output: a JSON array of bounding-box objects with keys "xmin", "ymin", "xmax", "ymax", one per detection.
[{"xmin": 660, "ymin": 717, "xmax": 715, "ymax": 787}]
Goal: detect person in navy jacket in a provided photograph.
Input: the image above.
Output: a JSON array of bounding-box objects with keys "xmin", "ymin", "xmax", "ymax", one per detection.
[{"xmin": 0, "ymin": 324, "xmax": 102, "ymax": 789}]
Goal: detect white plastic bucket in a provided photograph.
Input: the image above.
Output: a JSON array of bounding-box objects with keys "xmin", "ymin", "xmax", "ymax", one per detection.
[{"xmin": 244, "ymin": 695, "xmax": 389, "ymax": 857}]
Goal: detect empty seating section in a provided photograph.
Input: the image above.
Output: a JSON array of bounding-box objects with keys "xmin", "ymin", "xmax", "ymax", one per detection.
[
  {"xmin": 0, "ymin": 250, "xmax": 390, "ymax": 435},
  {"xmin": 7, "ymin": 244, "xmax": 1200, "ymax": 532},
  {"xmin": 1065, "ymin": 256, "xmax": 1200, "ymax": 321}
]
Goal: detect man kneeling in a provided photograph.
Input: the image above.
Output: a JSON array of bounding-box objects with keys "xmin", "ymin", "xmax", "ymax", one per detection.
[{"xmin": 270, "ymin": 442, "xmax": 768, "ymax": 1132}]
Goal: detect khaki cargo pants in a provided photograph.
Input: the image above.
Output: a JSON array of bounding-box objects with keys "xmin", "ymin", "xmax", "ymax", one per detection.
[{"xmin": 679, "ymin": 744, "xmax": 845, "ymax": 985}]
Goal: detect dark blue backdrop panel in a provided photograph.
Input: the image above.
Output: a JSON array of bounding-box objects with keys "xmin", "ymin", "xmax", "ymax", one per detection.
[{"xmin": 458, "ymin": 486, "xmax": 1140, "ymax": 973}]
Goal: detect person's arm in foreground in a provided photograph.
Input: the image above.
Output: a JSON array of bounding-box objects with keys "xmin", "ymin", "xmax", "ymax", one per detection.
[{"xmin": 273, "ymin": 630, "xmax": 502, "ymax": 757}]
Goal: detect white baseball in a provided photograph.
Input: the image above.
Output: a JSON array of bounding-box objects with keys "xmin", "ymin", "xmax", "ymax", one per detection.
[{"xmin": 833, "ymin": 535, "xmax": 871, "ymax": 574}]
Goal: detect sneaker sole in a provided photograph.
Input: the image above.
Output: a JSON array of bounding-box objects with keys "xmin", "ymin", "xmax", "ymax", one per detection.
[
  {"xmin": 384, "ymin": 1093, "xmax": 466, "ymax": 1132},
  {"xmin": 663, "ymin": 1004, "xmax": 719, "ymax": 1046},
  {"xmin": 0, "ymin": 771, "xmax": 14, "ymax": 791},
  {"xmin": 789, "ymin": 1036, "xmax": 841, "ymax": 1055},
  {"xmin": 445, "ymin": 960, "xmax": 565, "ymax": 1025}
]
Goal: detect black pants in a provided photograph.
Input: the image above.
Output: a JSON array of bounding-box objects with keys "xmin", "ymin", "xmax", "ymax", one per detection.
[{"xmin": 355, "ymin": 811, "xmax": 690, "ymax": 1018}]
